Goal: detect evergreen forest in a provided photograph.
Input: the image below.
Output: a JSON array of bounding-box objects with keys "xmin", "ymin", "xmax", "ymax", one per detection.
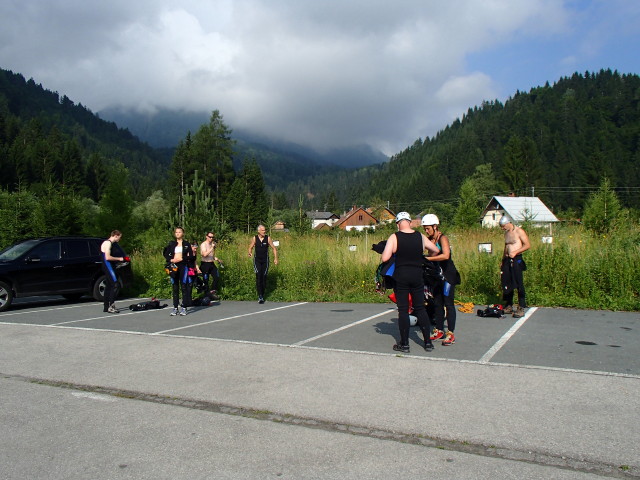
[{"xmin": 1, "ymin": 66, "xmax": 639, "ymax": 252}]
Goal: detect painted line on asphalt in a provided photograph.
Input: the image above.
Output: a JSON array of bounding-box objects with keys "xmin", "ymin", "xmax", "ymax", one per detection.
[
  {"xmin": 0, "ymin": 297, "xmax": 150, "ymax": 318},
  {"xmin": 479, "ymin": 307, "xmax": 538, "ymax": 363},
  {"xmin": 152, "ymin": 302, "xmax": 309, "ymax": 334},
  {"xmin": 294, "ymin": 310, "xmax": 392, "ymax": 346}
]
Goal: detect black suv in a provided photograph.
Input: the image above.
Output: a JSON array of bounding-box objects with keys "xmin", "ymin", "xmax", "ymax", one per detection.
[{"xmin": 0, "ymin": 236, "xmax": 133, "ymax": 312}]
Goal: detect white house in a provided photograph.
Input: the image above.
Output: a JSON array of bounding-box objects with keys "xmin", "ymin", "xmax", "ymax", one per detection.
[
  {"xmin": 306, "ymin": 211, "xmax": 340, "ymax": 229},
  {"xmin": 481, "ymin": 196, "xmax": 559, "ymax": 228}
]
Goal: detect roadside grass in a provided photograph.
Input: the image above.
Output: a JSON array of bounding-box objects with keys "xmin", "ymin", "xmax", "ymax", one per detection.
[{"xmin": 124, "ymin": 224, "xmax": 640, "ymax": 311}]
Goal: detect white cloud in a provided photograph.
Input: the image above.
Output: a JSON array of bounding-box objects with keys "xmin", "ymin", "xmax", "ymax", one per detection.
[{"xmin": 0, "ymin": 0, "xmax": 635, "ymax": 156}]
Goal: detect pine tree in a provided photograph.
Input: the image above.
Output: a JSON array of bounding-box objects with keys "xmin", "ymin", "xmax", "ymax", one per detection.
[{"xmin": 582, "ymin": 178, "xmax": 622, "ymax": 234}]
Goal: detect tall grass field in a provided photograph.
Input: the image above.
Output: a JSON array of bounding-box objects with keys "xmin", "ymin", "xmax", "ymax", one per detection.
[{"xmin": 126, "ymin": 224, "xmax": 640, "ymax": 311}]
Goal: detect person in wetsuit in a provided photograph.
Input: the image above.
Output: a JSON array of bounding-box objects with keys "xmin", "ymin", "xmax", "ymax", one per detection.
[
  {"xmin": 101, "ymin": 230, "xmax": 125, "ymax": 314},
  {"xmin": 248, "ymin": 224, "xmax": 278, "ymax": 304},
  {"xmin": 163, "ymin": 227, "xmax": 194, "ymax": 316},
  {"xmin": 381, "ymin": 212, "xmax": 439, "ymax": 353},
  {"xmin": 500, "ymin": 216, "xmax": 530, "ymax": 318}
]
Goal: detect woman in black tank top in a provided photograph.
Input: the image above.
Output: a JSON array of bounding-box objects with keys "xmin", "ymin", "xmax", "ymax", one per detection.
[{"xmin": 381, "ymin": 213, "xmax": 439, "ymax": 353}]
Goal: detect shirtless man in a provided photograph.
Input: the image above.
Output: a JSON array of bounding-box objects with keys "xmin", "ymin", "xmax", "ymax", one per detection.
[{"xmin": 500, "ymin": 216, "xmax": 530, "ymax": 318}]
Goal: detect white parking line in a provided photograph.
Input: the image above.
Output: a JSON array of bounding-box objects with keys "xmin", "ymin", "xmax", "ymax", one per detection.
[
  {"xmin": 294, "ymin": 310, "xmax": 391, "ymax": 346},
  {"xmin": 152, "ymin": 302, "xmax": 309, "ymax": 334},
  {"xmin": 479, "ymin": 307, "xmax": 538, "ymax": 363},
  {"xmin": 0, "ymin": 298, "xmax": 150, "ymax": 318}
]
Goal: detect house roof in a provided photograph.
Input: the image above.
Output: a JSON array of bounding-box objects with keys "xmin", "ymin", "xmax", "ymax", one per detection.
[
  {"xmin": 306, "ymin": 211, "xmax": 339, "ymax": 220},
  {"xmin": 334, "ymin": 206, "xmax": 378, "ymax": 227},
  {"xmin": 486, "ymin": 196, "xmax": 559, "ymax": 223}
]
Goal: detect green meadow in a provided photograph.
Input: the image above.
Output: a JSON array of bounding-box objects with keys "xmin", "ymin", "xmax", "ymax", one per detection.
[{"xmin": 127, "ymin": 224, "xmax": 640, "ymax": 311}]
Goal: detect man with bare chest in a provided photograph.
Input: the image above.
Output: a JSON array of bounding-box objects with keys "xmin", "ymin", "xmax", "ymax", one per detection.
[{"xmin": 500, "ymin": 216, "xmax": 531, "ymax": 318}]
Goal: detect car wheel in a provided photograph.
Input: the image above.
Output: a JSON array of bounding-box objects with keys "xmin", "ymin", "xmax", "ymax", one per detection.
[
  {"xmin": 93, "ymin": 276, "xmax": 106, "ymax": 302},
  {"xmin": 93, "ymin": 277, "xmax": 122, "ymax": 302},
  {"xmin": 0, "ymin": 281, "xmax": 14, "ymax": 312}
]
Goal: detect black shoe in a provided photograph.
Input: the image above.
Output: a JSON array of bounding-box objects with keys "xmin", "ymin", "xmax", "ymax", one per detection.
[
  {"xmin": 393, "ymin": 344, "xmax": 410, "ymax": 353},
  {"xmin": 258, "ymin": 297, "xmax": 265, "ymax": 304},
  {"xmin": 424, "ymin": 341, "xmax": 434, "ymax": 352}
]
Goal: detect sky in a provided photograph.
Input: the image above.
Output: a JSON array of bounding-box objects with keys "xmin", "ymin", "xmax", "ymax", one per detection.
[{"xmin": 0, "ymin": 0, "xmax": 639, "ymax": 156}]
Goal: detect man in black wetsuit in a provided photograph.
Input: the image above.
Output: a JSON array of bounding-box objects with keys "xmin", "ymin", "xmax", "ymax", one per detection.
[
  {"xmin": 248, "ymin": 224, "xmax": 279, "ymax": 304},
  {"xmin": 101, "ymin": 230, "xmax": 125, "ymax": 314}
]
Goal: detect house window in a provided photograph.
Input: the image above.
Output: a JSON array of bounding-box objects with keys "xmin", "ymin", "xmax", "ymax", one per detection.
[
  {"xmin": 492, "ymin": 213, "xmax": 496, "ymax": 220},
  {"xmin": 359, "ymin": 215, "xmax": 363, "ymax": 221}
]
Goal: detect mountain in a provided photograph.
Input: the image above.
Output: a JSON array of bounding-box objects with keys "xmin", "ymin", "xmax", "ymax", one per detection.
[
  {"xmin": 98, "ymin": 107, "xmax": 389, "ymax": 172},
  {"xmin": 0, "ymin": 68, "xmax": 170, "ymax": 198},
  {"xmin": 356, "ymin": 69, "xmax": 640, "ymax": 214}
]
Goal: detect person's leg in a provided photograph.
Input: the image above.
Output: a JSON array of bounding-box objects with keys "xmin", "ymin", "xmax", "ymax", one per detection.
[
  {"xmin": 200, "ymin": 262, "xmax": 211, "ymax": 292},
  {"xmin": 442, "ymin": 284, "xmax": 456, "ymax": 345},
  {"xmin": 180, "ymin": 265, "xmax": 191, "ymax": 311},
  {"xmin": 410, "ymin": 282, "xmax": 433, "ymax": 351},
  {"xmin": 394, "ymin": 274, "xmax": 411, "ymax": 351},
  {"xmin": 444, "ymin": 284, "xmax": 456, "ymax": 332},
  {"xmin": 103, "ymin": 275, "xmax": 116, "ymax": 311},
  {"xmin": 171, "ymin": 276, "xmax": 180, "ymax": 312}
]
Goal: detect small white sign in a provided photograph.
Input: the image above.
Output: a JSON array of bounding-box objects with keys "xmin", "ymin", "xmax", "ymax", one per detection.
[
  {"xmin": 348, "ymin": 245, "xmax": 357, "ymax": 251},
  {"xmin": 542, "ymin": 236, "xmax": 553, "ymax": 244},
  {"xmin": 478, "ymin": 243, "xmax": 492, "ymax": 253},
  {"xmin": 272, "ymin": 240, "xmax": 280, "ymax": 247}
]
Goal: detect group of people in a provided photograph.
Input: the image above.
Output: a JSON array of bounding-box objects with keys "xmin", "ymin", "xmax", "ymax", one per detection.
[
  {"xmin": 101, "ymin": 215, "xmax": 529, "ymax": 345},
  {"xmin": 100, "ymin": 224, "xmax": 279, "ymax": 315},
  {"xmin": 162, "ymin": 225, "xmax": 278, "ymax": 316},
  {"xmin": 381, "ymin": 212, "xmax": 530, "ymax": 353}
]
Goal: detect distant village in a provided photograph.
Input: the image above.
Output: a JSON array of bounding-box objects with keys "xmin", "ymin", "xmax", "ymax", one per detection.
[{"xmin": 272, "ymin": 195, "xmax": 559, "ymax": 232}]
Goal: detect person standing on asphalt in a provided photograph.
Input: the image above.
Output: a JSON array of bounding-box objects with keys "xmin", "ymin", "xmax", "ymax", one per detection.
[
  {"xmin": 200, "ymin": 231, "xmax": 221, "ymax": 298},
  {"xmin": 422, "ymin": 214, "xmax": 460, "ymax": 346},
  {"xmin": 101, "ymin": 230, "xmax": 125, "ymax": 314},
  {"xmin": 163, "ymin": 227, "xmax": 194, "ymax": 316},
  {"xmin": 381, "ymin": 212, "xmax": 439, "ymax": 353},
  {"xmin": 500, "ymin": 216, "xmax": 531, "ymax": 318},
  {"xmin": 248, "ymin": 224, "xmax": 278, "ymax": 304}
]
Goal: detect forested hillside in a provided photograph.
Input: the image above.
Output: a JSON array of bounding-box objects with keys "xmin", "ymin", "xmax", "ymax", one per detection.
[
  {"xmin": 346, "ymin": 69, "xmax": 640, "ymax": 217},
  {"xmin": 0, "ymin": 68, "xmax": 170, "ymax": 199}
]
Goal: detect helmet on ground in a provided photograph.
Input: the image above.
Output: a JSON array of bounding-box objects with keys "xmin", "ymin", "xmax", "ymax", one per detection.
[
  {"xmin": 421, "ymin": 214, "xmax": 439, "ymax": 226},
  {"xmin": 395, "ymin": 211, "xmax": 411, "ymax": 223},
  {"xmin": 499, "ymin": 216, "xmax": 511, "ymax": 226}
]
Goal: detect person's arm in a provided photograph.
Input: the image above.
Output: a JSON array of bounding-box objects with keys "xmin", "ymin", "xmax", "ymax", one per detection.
[
  {"xmin": 422, "ymin": 234, "xmax": 439, "ymax": 256},
  {"xmin": 426, "ymin": 235, "xmax": 449, "ymax": 261},
  {"xmin": 381, "ymin": 234, "xmax": 397, "ymax": 263},
  {"xmin": 248, "ymin": 237, "xmax": 255, "ymax": 257},
  {"xmin": 267, "ymin": 238, "xmax": 279, "ymax": 265},
  {"xmin": 101, "ymin": 241, "xmax": 123, "ymax": 262}
]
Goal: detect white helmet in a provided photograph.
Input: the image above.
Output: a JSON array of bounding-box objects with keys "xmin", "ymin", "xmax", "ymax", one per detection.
[
  {"xmin": 421, "ymin": 214, "xmax": 439, "ymax": 226},
  {"xmin": 395, "ymin": 211, "xmax": 411, "ymax": 223},
  {"xmin": 499, "ymin": 216, "xmax": 511, "ymax": 226}
]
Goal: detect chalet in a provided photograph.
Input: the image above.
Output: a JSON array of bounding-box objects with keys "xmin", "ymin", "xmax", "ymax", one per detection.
[
  {"xmin": 306, "ymin": 211, "xmax": 340, "ymax": 230},
  {"xmin": 334, "ymin": 206, "xmax": 378, "ymax": 231},
  {"xmin": 366, "ymin": 207, "xmax": 395, "ymax": 224},
  {"xmin": 272, "ymin": 221, "xmax": 287, "ymax": 232},
  {"xmin": 481, "ymin": 196, "xmax": 559, "ymax": 228}
]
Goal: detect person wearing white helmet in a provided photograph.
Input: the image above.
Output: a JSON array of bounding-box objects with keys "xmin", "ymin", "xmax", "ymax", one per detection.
[
  {"xmin": 500, "ymin": 216, "xmax": 530, "ymax": 318},
  {"xmin": 422, "ymin": 214, "xmax": 460, "ymax": 346},
  {"xmin": 381, "ymin": 212, "xmax": 439, "ymax": 353}
]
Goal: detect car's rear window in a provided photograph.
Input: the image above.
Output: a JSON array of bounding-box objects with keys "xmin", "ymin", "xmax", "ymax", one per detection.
[{"xmin": 65, "ymin": 239, "xmax": 92, "ymax": 259}]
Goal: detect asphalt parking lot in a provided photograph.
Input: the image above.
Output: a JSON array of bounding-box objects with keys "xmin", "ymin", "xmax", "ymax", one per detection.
[
  {"xmin": 1, "ymin": 296, "xmax": 639, "ymax": 479},
  {"xmin": 2, "ymin": 296, "xmax": 639, "ymax": 376}
]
